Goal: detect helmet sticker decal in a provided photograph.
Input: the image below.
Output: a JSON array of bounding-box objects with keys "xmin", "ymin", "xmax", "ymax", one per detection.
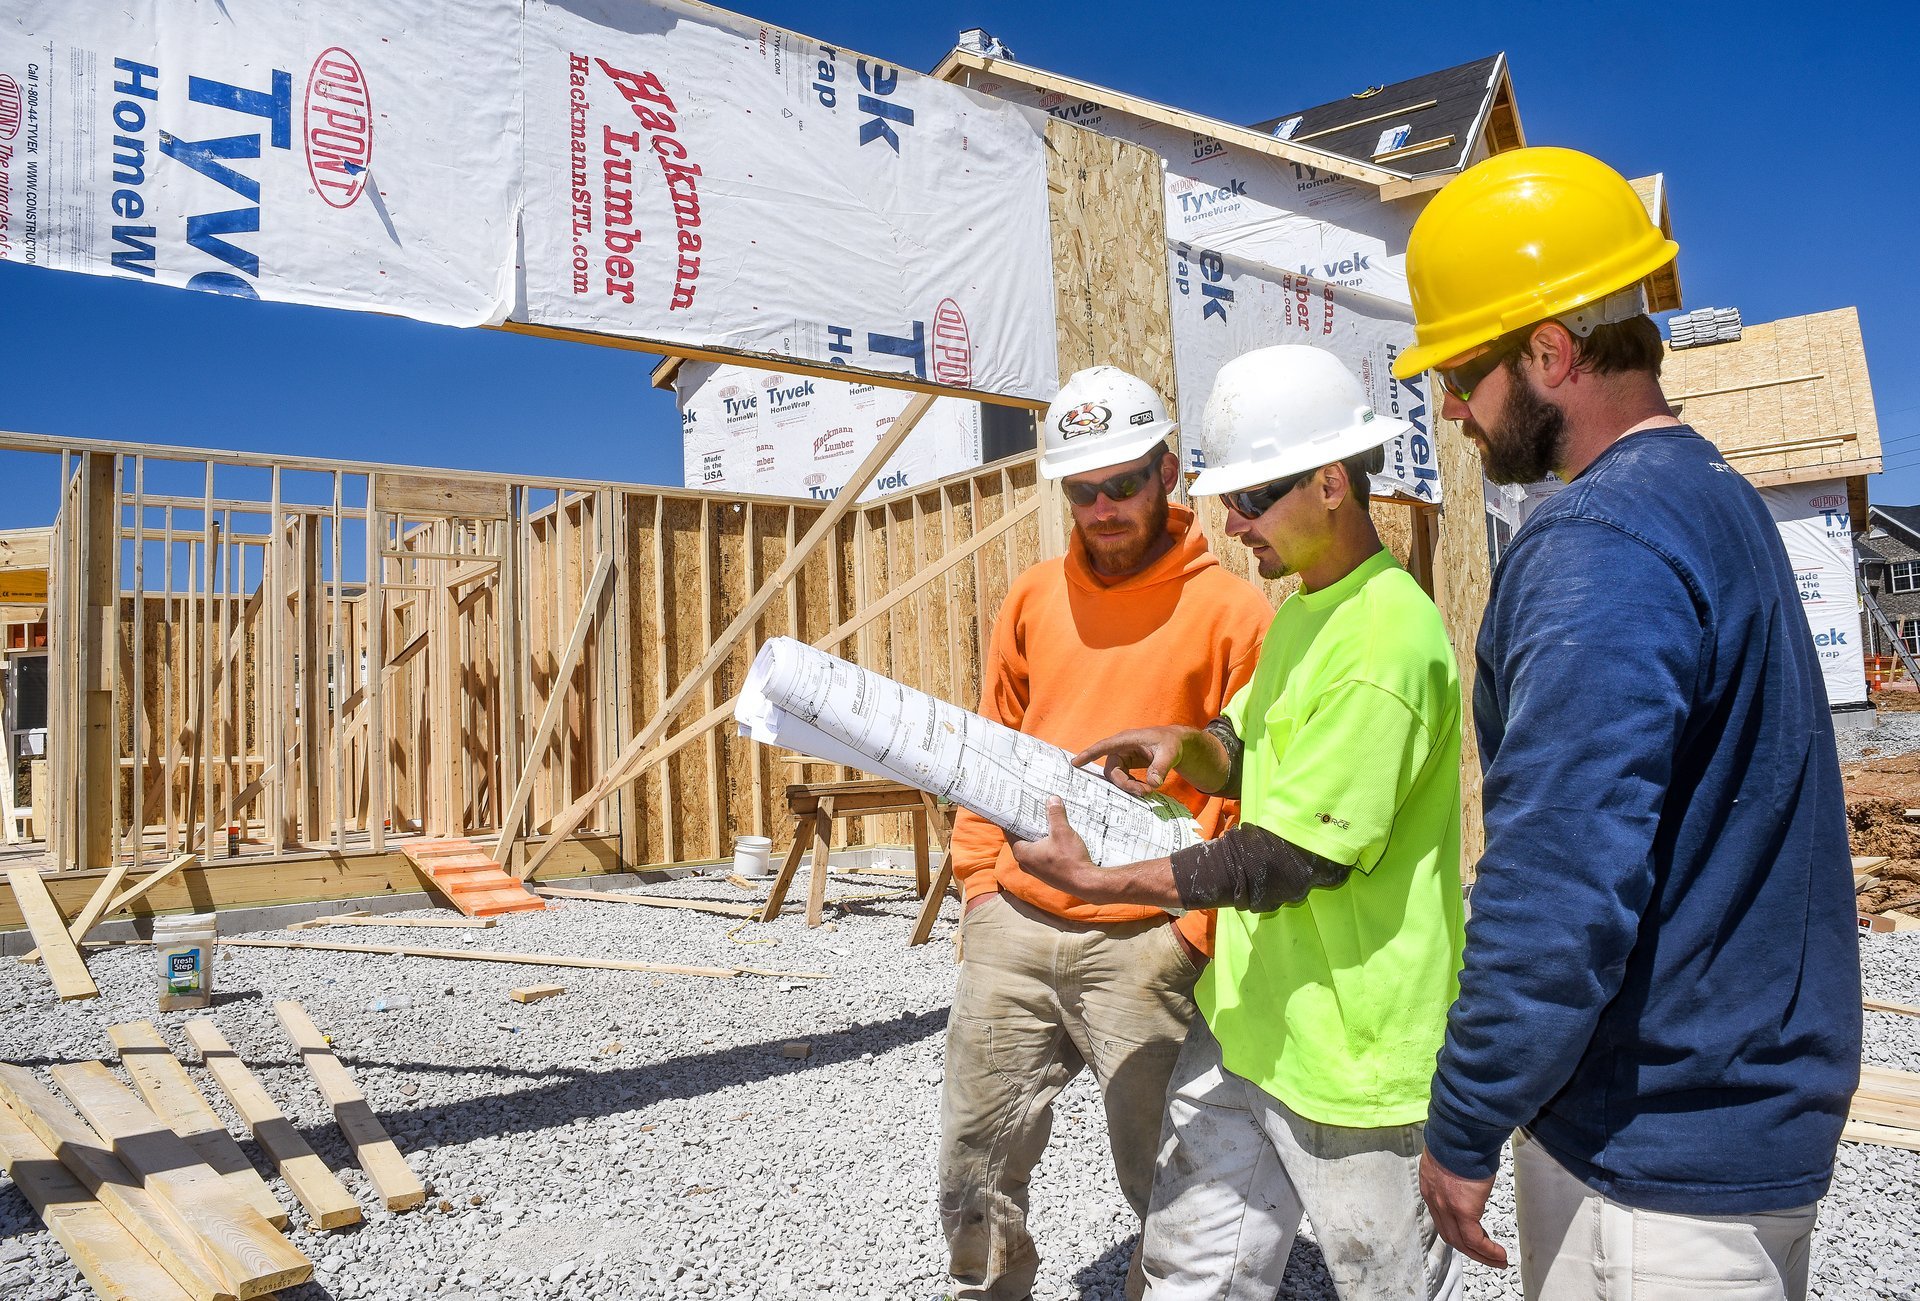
[{"xmin": 1056, "ymin": 402, "xmax": 1112, "ymax": 438}]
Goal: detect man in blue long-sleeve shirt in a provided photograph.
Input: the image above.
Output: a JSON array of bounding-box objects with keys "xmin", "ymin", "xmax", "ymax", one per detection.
[{"xmin": 1390, "ymin": 147, "xmax": 1860, "ymax": 1300}]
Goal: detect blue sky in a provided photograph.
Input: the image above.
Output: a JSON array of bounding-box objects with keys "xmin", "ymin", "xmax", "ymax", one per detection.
[{"xmin": 2, "ymin": 0, "xmax": 1915, "ymax": 530}]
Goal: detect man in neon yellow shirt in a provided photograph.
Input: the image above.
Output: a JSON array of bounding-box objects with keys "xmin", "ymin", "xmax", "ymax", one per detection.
[{"xmin": 1013, "ymin": 345, "xmax": 1465, "ymax": 1299}]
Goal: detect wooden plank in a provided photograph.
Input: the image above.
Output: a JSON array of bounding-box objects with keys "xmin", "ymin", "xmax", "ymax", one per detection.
[
  {"xmin": 105, "ymin": 1023, "xmax": 286, "ymax": 1230},
  {"xmin": 1849, "ymin": 1092, "xmax": 1920, "ymax": 1130},
  {"xmin": 222, "ymin": 936, "xmax": 826, "ymax": 980},
  {"xmin": 909, "ymin": 792, "xmax": 955, "ymax": 947},
  {"xmin": 49, "ymin": 1061, "xmax": 311, "ymax": 1298},
  {"xmin": 933, "ymin": 48, "xmax": 1400, "ymax": 187},
  {"xmin": 806, "ymin": 800, "xmax": 834, "ymax": 928},
  {"xmin": 1842, "ymin": 1119, "xmax": 1920, "ymax": 1154},
  {"xmin": 293, "ymin": 913, "xmax": 498, "ymax": 931},
  {"xmin": 0, "ymin": 1097, "xmax": 195, "ymax": 1301},
  {"xmin": 1865, "ymin": 996, "xmax": 1920, "ymax": 1018},
  {"xmin": 373, "ymin": 474, "xmax": 510, "ymax": 521},
  {"xmin": 1861, "ymin": 1065, "xmax": 1920, "ymax": 1104},
  {"xmin": 180, "ymin": 1020, "xmax": 361, "ymax": 1231},
  {"xmin": 7, "ymin": 869, "xmax": 98, "ymax": 1001},
  {"xmin": 0, "ymin": 1064, "xmax": 234, "ymax": 1301},
  {"xmin": 520, "ymin": 392, "xmax": 939, "ymax": 879},
  {"xmin": 508, "ymin": 983, "xmax": 565, "ymax": 1004},
  {"xmin": 99, "ymin": 853, "xmax": 199, "ymax": 923},
  {"xmin": 83, "ymin": 453, "xmax": 118, "ymax": 871},
  {"xmin": 533, "ymin": 885, "xmax": 757, "ymax": 918},
  {"xmin": 757, "ymin": 824, "xmax": 812, "ymax": 924},
  {"xmin": 0, "ymin": 837, "xmax": 625, "ymax": 932},
  {"xmin": 272, "ymin": 1001, "xmax": 426, "ymax": 1212},
  {"xmin": 495, "ymin": 550, "xmax": 613, "ymax": 865}
]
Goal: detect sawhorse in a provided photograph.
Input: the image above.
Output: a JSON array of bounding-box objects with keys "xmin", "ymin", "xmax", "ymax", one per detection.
[{"xmin": 758, "ymin": 778, "xmax": 956, "ymax": 944}]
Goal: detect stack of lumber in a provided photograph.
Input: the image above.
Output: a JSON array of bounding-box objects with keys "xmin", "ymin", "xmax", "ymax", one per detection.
[
  {"xmin": 402, "ymin": 837, "xmax": 546, "ymax": 917},
  {"xmin": 0, "ymin": 1001, "xmax": 422, "ymax": 1298},
  {"xmin": 1846, "ymin": 1064, "xmax": 1920, "ymax": 1153}
]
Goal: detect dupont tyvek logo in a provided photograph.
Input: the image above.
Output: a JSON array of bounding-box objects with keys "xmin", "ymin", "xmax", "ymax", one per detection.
[
  {"xmin": 932, "ymin": 299, "xmax": 972, "ymax": 386},
  {"xmin": 305, "ymin": 48, "xmax": 373, "ymax": 209},
  {"xmin": 1056, "ymin": 403, "xmax": 1111, "ymax": 438},
  {"xmin": 1811, "ymin": 494, "xmax": 1844, "ymax": 510},
  {"xmin": 804, "ymin": 472, "xmax": 828, "ymax": 488},
  {"xmin": 0, "ymin": 76, "xmax": 20, "ymax": 142}
]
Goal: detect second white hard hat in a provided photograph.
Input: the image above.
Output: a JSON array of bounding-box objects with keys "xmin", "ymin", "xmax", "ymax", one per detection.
[
  {"xmin": 1040, "ymin": 366, "xmax": 1177, "ymax": 480},
  {"xmin": 1189, "ymin": 345, "xmax": 1411, "ymax": 498}
]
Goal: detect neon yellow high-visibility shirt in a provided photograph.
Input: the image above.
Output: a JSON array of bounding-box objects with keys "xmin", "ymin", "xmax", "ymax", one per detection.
[{"xmin": 1198, "ymin": 547, "xmax": 1465, "ymax": 1127}]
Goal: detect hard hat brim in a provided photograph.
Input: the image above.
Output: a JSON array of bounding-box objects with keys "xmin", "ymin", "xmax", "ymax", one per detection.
[
  {"xmin": 1038, "ymin": 421, "xmax": 1177, "ymax": 480},
  {"xmin": 1391, "ymin": 239, "xmax": 1679, "ymax": 381},
  {"xmin": 1188, "ymin": 415, "xmax": 1413, "ymax": 499}
]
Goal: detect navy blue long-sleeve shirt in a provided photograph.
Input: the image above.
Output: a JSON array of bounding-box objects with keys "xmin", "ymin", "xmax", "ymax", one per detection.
[{"xmin": 1426, "ymin": 425, "xmax": 1861, "ymax": 1214}]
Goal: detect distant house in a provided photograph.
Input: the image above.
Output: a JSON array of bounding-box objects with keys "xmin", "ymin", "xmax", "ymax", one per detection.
[{"xmin": 1858, "ymin": 505, "xmax": 1920, "ymax": 657}]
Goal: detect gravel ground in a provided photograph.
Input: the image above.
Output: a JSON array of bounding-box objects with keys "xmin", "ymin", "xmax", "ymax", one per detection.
[
  {"xmin": 1838, "ymin": 709, "xmax": 1920, "ymax": 767},
  {"xmin": 1, "ymin": 866, "xmax": 1916, "ymax": 1301}
]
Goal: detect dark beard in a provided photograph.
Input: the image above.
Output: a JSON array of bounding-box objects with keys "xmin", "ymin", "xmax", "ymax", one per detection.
[
  {"xmin": 1082, "ymin": 483, "xmax": 1172, "ymax": 576},
  {"xmin": 1473, "ymin": 359, "xmax": 1566, "ymax": 485}
]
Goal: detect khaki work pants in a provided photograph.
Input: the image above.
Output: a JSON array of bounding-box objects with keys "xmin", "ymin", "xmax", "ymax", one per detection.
[
  {"xmin": 939, "ymin": 893, "xmax": 1201, "ymax": 1301},
  {"xmin": 1514, "ymin": 1132, "xmax": 1817, "ymax": 1301},
  {"xmin": 1139, "ymin": 1016, "xmax": 1461, "ymax": 1301}
]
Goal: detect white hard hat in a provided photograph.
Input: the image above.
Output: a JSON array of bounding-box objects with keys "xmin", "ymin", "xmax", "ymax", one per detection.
[
  {"xmin": 1039, "ymin": 366, "xmax": 1177, "ymax": 480},
  {"xmin": 1189, "ymin": 346, "xmax": 1412, "ymax": 498}
]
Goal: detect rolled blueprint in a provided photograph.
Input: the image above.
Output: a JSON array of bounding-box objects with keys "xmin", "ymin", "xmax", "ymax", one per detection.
[{"xmin": 735, "ymin": 637, "xmax": 1200, "ymax": 866}]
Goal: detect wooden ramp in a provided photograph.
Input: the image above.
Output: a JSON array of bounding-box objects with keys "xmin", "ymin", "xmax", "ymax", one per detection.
[{"xmin": 400, "ymin": 839, "xmax": 545, "ymax": 918}]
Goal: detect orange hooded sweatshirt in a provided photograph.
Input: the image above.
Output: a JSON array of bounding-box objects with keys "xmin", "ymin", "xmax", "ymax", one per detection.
[{"xmin": 948, "ymin": 504, "xmax": 1272, "ymax": 954}]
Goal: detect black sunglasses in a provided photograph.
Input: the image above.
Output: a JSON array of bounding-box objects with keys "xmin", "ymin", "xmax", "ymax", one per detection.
[
  {"xmin": 1437, "ymin": 329, "xmax": 1530, "ymax": 403},
  {"xmin": 1221, "ymin": 469, "xmax": 1313, "ymax": 520},
  {"xmin": 1062, "ymin": 451, "xmax": 1163, "ymax": 507}
]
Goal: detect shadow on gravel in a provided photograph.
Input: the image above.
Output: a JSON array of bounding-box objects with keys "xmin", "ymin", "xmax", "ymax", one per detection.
[
  {"xmin": 1072, "ymin": 1235, "xmax": 1135, "ymax": 1299},
  {"xmin": 329, "ymin": 1005, "xmax": 950, "ymax": 1155},
  {"xmin": 1064, "ymin": 1231, "xmax": 1332, "ymax": 1299}
]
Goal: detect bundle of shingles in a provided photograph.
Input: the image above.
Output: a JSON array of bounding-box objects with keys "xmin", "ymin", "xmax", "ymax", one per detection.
[
  {"xmin": 1667, "ymin": 305, "xmax": 1743, "ymax": 350},
  {"xmin": 0, "ymin": 1000, "xmax": 422, "ymax": 1300}
]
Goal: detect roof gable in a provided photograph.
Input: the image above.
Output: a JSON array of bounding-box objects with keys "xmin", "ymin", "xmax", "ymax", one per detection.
[
  {"xmin": 1249, "ymin": 54, "xmax": 1515, "ymax": 178},
  {"xmin": 1873, "ymin": 504, "xmax": 1920, "ymax": 551}
]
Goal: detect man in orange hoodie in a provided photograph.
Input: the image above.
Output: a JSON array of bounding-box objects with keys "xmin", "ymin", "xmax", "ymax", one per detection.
[{"xmin": 939, "ymin": 366, "xmax": 1272, "ymax": 1301}]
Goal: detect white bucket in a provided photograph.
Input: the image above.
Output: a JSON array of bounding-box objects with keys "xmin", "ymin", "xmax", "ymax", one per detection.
[
  {"xmin": 154, "ymin": 913, "xmax": 217, "ymax": 1011},
  {"xmin": 732, "ymin": 835, "xmax": 773, "ymax": 879}
]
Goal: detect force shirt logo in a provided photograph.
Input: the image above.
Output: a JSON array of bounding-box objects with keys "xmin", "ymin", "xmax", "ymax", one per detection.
[
  {"xmin": 1316, "ymin": 812, "xmax": 1350, "ymax": 830},
  {"xmin": 1056, "ymin": 402, "xmax": 1112, "ymax": 438}
]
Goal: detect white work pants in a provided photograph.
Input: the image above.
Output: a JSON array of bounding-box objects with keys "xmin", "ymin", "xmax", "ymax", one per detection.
[
  {"xmin": 1139, "ymin": 1016, "xmax": 1461, "ymax": 1300},
  {"xmin": 1514, "ymin": 1132, "xmax": 1817, "ymax": 1301}
]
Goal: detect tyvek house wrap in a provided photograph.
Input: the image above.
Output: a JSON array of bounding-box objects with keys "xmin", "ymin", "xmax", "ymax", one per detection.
[{"xmin": 0, "ymin": 0, "xmax": 523, "ymax": 325}]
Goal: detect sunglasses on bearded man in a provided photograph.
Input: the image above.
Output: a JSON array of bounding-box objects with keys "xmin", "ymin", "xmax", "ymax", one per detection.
[
  {"xmin": 1061, "ymin": 447, "xmax": 1167, "ymax": 507},
  {"xmin": 1436, "ymin": 327, "xmax": 1535, "ymax": 403}
]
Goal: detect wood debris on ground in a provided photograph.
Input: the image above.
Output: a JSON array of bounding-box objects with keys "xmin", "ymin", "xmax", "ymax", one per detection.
[{"xmin": 0, "ymin": 1002, "xmax": 425, "ymax": 1295}]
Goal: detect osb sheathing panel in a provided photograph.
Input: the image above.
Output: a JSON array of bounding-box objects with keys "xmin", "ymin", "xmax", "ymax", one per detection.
[
  {"xmin": 1046, "ymin": 118, "xmax": 1176, "ymax": 428},
  {"xmin": 1432, "ymin": 410, "xmax": 1490, "ymax": 875},
  {"xmin": 1663, "ymin": 307, "xmax": 1881, "ymax": 486}
]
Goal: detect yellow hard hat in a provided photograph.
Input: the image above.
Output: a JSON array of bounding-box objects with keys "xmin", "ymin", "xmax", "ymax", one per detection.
[{"xmin": 1391, "ymin": 147, "xmax": 1678, "ymax": 380}]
